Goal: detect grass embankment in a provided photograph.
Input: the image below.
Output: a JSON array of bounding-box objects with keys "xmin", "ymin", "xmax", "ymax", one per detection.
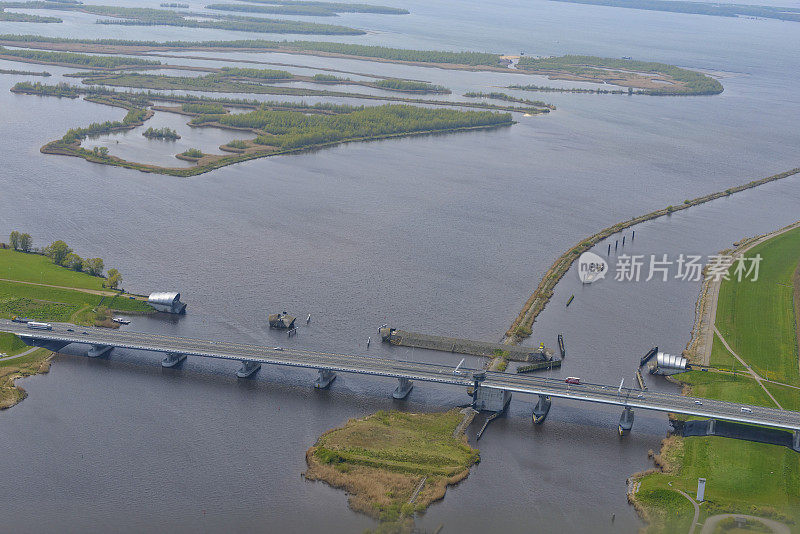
[
  {"xmin": 506, "ymin": 167, "xmax": 800, "ymax": 342},
  {"xmin": 516, "ymin": 55, "xmax": 723, "ymax": 95},
  {"xmin": 0, "ymin": 248, "xmax": 151, "ymax": 409},
  {"xmin": 633, "ymin": 227, "xmax": 800, "ymax": 532},
  {"xmin": 305, "ymin": 409, "xmax": 479, "ymax": 524},
  {"xmin": 634, "ymin": 373, "xmax": 800, "ymax": 531},
  {"xmin": 714, "ymin": 226, "xmax": 800, "ymax": 384},
  {"xmin": 0, "ymin": 249, "xmax": 152, "ymax": 322},
  {"xmin": 0, "ymin": 2, "xmax": 365, "ymax": 35}
]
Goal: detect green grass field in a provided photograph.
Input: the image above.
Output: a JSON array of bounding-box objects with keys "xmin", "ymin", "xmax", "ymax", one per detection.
[
  {"xmin": 714, "ymin": 227, "xmax": 800, "ymax": 385},
  {"xmin": 0, "ymin": 332, "xmax": 27, "ymax": 355},
  {"xmin": 637, "ymin": 226, "xmax": 800, "ymax": 532},
  {"xmin": 638, "ymin": 372, "xmax": 800, "ymax": 530},
  {"xmin": 0, "ymin": 248, "xmax": 105, "ymax": 290}
]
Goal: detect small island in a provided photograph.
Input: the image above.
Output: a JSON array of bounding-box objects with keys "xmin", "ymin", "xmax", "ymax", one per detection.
[
  {"xmin": 305, "ymin": 409, "xmax": 478, "ymax": 524},
  {"xmin": 143, "ymin": 126, "xmax": 180, "ymax": 140}
]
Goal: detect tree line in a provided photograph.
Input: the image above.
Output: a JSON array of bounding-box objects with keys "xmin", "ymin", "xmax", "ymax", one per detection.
[
  {"xmin": 0, "ymin": 35, "xmax": 505, "ymax": 67},
  {"xmin": 7, "ymin": 231, "xmax": 122, "ymax": 288},
  {"xmin": 0, "ymin": 45, "xmax": 161, "ymax": 68},
  {"xmin": 374, "ymin": 78, "xmax": 450, "ymax": 94},
  {"xmin": 206, "ymin": 0, "xmax": 408, "ymax": 16},
  {"xmin": 197, "ymin": 104, "xmax": 513, "ymax": 150}
]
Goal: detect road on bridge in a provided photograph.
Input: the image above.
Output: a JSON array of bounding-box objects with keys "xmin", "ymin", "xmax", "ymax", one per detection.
[{"xmin": 2, "ymin": 319, "xmax": 800, "ymax": 433}]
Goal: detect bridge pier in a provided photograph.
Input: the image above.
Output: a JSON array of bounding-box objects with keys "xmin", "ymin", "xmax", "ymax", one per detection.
[
  {"xmin": 473, "ymin": 386, "xmax": 511, "ymax": 412},
  {"xmin": 532, "ymin": 394, "xmax": 551, "ymax": 424},
  {"xmin": 793, "ymin": 431, "xmax": 800, "ymax": 453},
  {"xmin": 87, "ymin": 344, "xmax": 113, "ymax": 358},
  {"xmin": 392, "ymin": 377, "xmax": 413, "ymax": 399},
  {"xmin": 161, "ymin": 352, "xmax": 186, "ymax": 368},
  {"xmin": 707, "ymin": 419, "xmax": 717, "ymax": 436},
  {"xmin": 618, "ymin": 406, "xmax": 634, "ymax": 436},
  {"xmin": 236, "ymin": 361, "xmax": 261, "ymax": 378},
  {"xmin": 315, "ymin": 369, "xmax": 336, "ymax": 389}
]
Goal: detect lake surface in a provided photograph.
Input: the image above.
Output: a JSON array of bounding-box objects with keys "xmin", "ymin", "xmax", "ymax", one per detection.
[{"xmin": 0, "ymin": 0, "xmax": 799, "ymax": 532}]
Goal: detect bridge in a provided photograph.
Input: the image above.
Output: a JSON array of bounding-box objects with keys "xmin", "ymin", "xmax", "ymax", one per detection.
[{"xmin": 3, "ymin": 319, "xmax": 799, "ymax": 448}]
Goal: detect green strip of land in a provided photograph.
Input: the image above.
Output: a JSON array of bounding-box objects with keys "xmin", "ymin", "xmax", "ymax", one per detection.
[
  {"xmin": 0, "ymin": 2, "xmax": 365, "ymax": 34},
  {"xmin": 549, "ymin": 0, "xmax": 800, "ymax": 23},
  {"xmin": 714, "ymin": 226, "xmax": 800, "ymax": 384},
  {"xmin": 633, "ymin": 226, "xmax": 800, "ymax": 532}
]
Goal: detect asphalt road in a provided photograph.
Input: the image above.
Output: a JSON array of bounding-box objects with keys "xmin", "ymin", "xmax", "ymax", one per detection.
[{"xmin": 3, "ymin": 319, "xmax": 800, "ymax": 431}]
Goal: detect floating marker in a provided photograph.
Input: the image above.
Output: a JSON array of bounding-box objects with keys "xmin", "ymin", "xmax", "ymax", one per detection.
[
  {"xmin": 306, "ymin": 314, "xmax": 311, "ymax": 324},
  {"xmin": 367, "ymin": 336, "xmax": 371, "ymax": 348},
  {"xmin": 566, "ymin": 294, "xmax": 575, "ymax": 307}
]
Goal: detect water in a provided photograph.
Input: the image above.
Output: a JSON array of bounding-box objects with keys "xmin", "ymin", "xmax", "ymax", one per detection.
[{"xmin": 1, "ymin": 1, "xmax": 799, "ymax": 532}]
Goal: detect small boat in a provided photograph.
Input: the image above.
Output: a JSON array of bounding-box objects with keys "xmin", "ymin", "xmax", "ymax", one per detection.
[{"xmin": 112, "ymin": 317, "xmax": 131, "ymax": 325}]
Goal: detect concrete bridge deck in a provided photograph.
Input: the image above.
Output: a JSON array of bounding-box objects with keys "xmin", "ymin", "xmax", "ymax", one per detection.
[{"xmin": 3, "ymin": 319, "xmax": 800, "ymax": 436}]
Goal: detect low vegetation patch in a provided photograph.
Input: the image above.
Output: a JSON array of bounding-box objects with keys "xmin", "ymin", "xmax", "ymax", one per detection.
[
  {"xmin": 0, "ymin": 45, "xmax": 160, "ymax": 68},
  {"xmin": 374, "ymin": 78, "xmax": 450, "ymax": 94},
  {"xmin": 305, "ymin": 409, "xmax": 478, "ymax": 522},
  {"xmin": 516, "ymin": 55, "xmax": 723, "ymax": 95},
  {"xmin": 206, "ymin": 1, "xmax": 409, "ymax": 16}
]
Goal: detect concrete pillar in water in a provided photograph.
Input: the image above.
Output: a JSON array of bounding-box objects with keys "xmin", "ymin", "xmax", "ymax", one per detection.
[
  {"xmin": 618, "ymin": 406, "xmax": 634, "ymax": 436},
  {"xmin": 622, "ymin": 236, "xmax": 626, "ymax": 246},
  {"xmin": 473, "ymin": 386, "xmax": 511, "ymax": 412},
  {"xmin": 607, "ymin": 243, "xmax": 611, "ymax": 255},
  {"xmin": 87, "ymin": 344, "xmax": 113, "ymax": 358},
  {"xmin": 315, "ymin": 368, "xmax": 336, "ymax": 389},
  {"xmin": 532, "ymin": 394, "xmax": 551, "ymax": 424},
  {"xmin": 236, "ymin": 360, "xmax": 261, "ymax": 378},
  {"xmin": 392, "ymin": 377, "xmax": 413, "ymax": 399},
  {"xmin": 615, "ymin": 240, "xmax": 618, "ymax": 251},
  {"xmin": 161, "ymin": 352, "xmax": 186, "ymax": 368}
]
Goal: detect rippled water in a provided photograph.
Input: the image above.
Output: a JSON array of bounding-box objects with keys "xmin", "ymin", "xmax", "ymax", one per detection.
[{"xmin": 0, "ymin": 1, "xmax": 798, "ymax": 532}]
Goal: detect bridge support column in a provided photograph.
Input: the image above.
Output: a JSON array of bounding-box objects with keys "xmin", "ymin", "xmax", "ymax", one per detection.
[
  {"xmin": 392, "ymin": 377, "xmax": 413, "ymax": 399},
  {"xmin": 236, "ymin": 361, "xmax": 261, "ymax": 378},
  {"xmin": 161, "ymin": 352, "xmax": 186, "ymax": 368},
  {"xmin": 707, "ymin": 419, "xmax": 716, "ymax": 436},
  {"xmin": 618, "ymin": 406, "xmax": 634, "ymax": 436},
  {"xmin": 532, "ymin": 394, "xmax": 551, "ymax": 424},
  {"xmin": 473, "ymin": 386, "xmax": 511, "ymax": 412},
  {"xmin": 87, "ymin": 344, "xmax": 113, "ymax": 358},
  {"xmin": 315, "ymin": 369, "xmax": 336, "ymax": 389},
  {"xmin": 793, "ymin": 431, "xmax": 800, "ymax": 453}
]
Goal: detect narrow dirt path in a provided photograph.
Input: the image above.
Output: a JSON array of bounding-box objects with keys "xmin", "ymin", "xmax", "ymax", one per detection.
[
  {"xmin": 713, "ymin": 328, "xmax": 783, "ymax": 409},
  {"xmin": 0, "ymin": 278, "xmax": 144, "ymax": 299},
  {"xmin": 676, "ymin": 489, "xmax": 700, "ymax": 534}
]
